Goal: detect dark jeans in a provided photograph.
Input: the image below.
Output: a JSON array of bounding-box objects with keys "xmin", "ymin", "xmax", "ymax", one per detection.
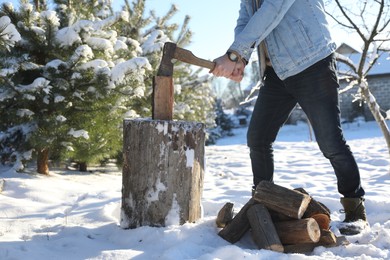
[{"xmin": 247, "ymin": 54, "xmax": 365, "ymax": 198}]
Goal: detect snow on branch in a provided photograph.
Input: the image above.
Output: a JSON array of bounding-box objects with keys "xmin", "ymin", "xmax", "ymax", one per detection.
[
  {"xmin": 110, "ymin": 57, "xmax": 151, "ymax": 85},
  {"xmin": 240, "ymin": 80, "xmax": 262, "ymax": 106},
  {"xmin": 40, "ymin": 10, "xmax": 60, "ymax": 28},
  {"xmin": 56, "ymin": 20, "xmax": 94, "ymax": 47},
  {"xmin": 141, "ymin": 30, "xmax": 170, "ymax": 54},
  {"xmin": 0, "ymin": 16, "xmax": 21, "ymax": 51},
  {"xmin": 68, "ymin": 128, "xmax": 89, "ymax": 139},
  {"xmin": 334, "ymin": 52, "xmax": 358, "ymax": 76},
  {"xmin": 15, "ymin": 77, "xmax": 52, "ymax": 94}
]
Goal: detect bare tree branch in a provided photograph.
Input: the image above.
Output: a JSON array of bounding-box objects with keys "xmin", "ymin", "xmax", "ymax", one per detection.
[{"xmin": 334, "ymin": 0, "xmax": 367, "ymax": 41}]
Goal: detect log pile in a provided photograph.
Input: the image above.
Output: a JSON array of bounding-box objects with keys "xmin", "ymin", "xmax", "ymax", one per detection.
[{"xmin": 216, "ymin": 181, "xmax": 349, "ymax": 253}]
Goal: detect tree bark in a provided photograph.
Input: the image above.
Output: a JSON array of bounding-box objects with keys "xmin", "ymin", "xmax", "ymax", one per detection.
[
  {"xmin": 216, "ymin": 202, "xmax": 234, "ymax": 228},
  {"xmin": 360, "ymin": 83, "xmax": 390, "ymax": 158},
  {"xmin": 274, "ymin": 218, "xmax": 321, "ymax": 245},
  {"xmin": 218, "ymin": 199, "xmax": 255, "ymax": 243},
  {"xmin": 253, "ymin": 181, "xmax": 311, "ymax": 219},
  {"xmin": 247, "ymin": 204, "xmax": 284, "ymax": 252},
  {"xmin": 153, "ymin": 76, "xmax": 174, "ymax": 120},
  {"xmin": 78, "ymin": 162, "xmax": 87, "ymax": 172},
  {"xmin": 37, "ymin": 148, "xmax": 49, "ymax": 175},
  {"xmin": 121, "ymin": 119, "xmax": 205, "ymax": 228}
]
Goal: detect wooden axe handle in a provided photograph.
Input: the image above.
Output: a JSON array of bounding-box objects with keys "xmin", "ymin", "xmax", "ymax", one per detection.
[{"xmin": 174, "ymin": 47, "xmax": 215, "ymax": 71}]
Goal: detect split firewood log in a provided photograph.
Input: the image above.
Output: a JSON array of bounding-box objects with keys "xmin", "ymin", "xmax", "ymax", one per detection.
[
  {"xmin": 216, "ymin": 202, "xmax": 234, "ymax": 228},
  {"xmin": 218, "ymin": 199, "xmax": 255, "ymax": 243},
  {"xmin": 253, "ymin": 181, "xmax": 311, "ymax": 219}
]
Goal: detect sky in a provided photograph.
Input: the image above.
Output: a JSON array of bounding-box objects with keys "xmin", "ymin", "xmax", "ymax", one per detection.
[{"xmin": 142, "ymin": 0, "xmax": 238, "ymax": 60}]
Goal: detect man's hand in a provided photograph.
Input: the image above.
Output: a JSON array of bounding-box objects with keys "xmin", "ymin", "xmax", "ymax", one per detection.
[
  {"xmin": 228, "ymin": 60, "xmax": 245, "ymax": 82},
  {"xmin": 210, "ymin": 54, "xmax": 245, "ymax": 82}
]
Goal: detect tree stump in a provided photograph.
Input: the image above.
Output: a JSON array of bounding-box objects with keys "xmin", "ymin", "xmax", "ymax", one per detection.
[{"xmin": 121, "ymin": 119, "xmax": 205, "ymax": 228}]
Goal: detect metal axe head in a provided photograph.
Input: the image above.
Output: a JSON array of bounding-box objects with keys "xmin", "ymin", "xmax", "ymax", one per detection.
[{"xmin": 157, "ymin": 42, "xmax": 177, "ymax": 77}]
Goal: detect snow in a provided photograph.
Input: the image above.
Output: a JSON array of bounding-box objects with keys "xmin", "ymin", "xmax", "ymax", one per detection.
[
  {"xmin": 40, "ymin": 11, "xmax": 60, "ymax": 28},
  {"xmin": 15, "ymin": 77, "xmax": 52, "ymax": 94},
  {"xmin": 141, "ymin": 30, "xmax": 170, "ymax": 54},
  {"xmin": 156, "ymin": 121, "xmax": 169, "ymax": 135},
  {"xmin": 16, "ymin": 109, "xmax": 34, "ymax": 117},
  {"xmin": 186, "ymin": 149, "xmax": 195, "ymax": 168},
  {"xmin": 0, "ymin": 121, "xmax": 389, "ymax": 260},
  {"xmin": 68, "ymin": 129, "xmax": 89, "ymax": 139},
  {"xmin": 0, "ymin": 16, "xmax": 21, "ymax": 50},
  {"xmin": 110, "ymin": 57, "xmax": 151, "ymax": 85}
]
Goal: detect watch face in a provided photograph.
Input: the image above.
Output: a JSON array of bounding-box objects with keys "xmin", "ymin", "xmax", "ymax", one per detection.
[{"xmin": 229, "ymin": 52, "xmax": 238, "ymax": 62}]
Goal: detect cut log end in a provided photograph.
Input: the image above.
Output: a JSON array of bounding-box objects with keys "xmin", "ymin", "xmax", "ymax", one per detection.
[
  {"xmin": 269, "ymin": 244, "xmax": 285, "ymax": 253},
  {"xmin": 274, "ymin": 218, "xmax": 321, "ymax": 245},
  {"xmin": 311, "ymin": 213, "xmax": 331, "ymax": 230},
  {"xmin": 216, "ymin": 202, "xmax": 234, "ymax": 228},
  {"xmin": 307, "ymin": 218, "xmax": 321, "ymax": 243}
]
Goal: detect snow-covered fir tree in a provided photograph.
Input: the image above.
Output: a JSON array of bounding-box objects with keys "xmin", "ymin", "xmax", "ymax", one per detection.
[{"xmin": 0, "ymin": 0, "xmax": 215, "ymax": 174}]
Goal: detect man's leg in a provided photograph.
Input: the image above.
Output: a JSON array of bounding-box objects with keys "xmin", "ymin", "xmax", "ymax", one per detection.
[
  {"xmin": 285, "ymin": 55, "xmax": 367, "ymax": 235},
  {"xmin": 285, "ymin": 55, "xmax": 365, "ymax": 198},
  {"xmin": 247, "ymin": 67, "xmax": 296, "ymax": 188}
]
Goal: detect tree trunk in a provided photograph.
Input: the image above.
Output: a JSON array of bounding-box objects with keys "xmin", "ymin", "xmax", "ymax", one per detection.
[
  {"xmin": 360, "ymin": 83, "xmax": 390, "ymax": 158},
  {"xmin": 78, "ymin": 162, "xmax": 87, "ymax": 172},
  {"xmin": 37, "ymin": 148, "xmax": 49, "ymax": 175}
]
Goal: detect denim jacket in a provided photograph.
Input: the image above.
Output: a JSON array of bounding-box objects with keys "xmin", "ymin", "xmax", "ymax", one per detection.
[{"xmin": 229, "ymin": 0, "xmax": 337, "ymax": 80}]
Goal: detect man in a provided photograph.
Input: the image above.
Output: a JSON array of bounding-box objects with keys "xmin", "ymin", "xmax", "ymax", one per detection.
[{"xmin": 211, "ymin": 0, "xmax": 367, "ymax": 235}]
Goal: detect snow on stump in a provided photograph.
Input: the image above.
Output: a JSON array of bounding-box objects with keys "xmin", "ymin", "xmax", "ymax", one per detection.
[{"xmin": 120, "ymin": 119, "xmax": 205, "ymax": 229}]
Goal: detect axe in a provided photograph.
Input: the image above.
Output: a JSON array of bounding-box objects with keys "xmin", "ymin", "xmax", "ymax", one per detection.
[
  {"xmin": 157, "ymin": 42, "xmax": 215, "ymax": 76},
  {"xmin": 153, "ymin": 42, "xmax": 215, "ymax": 120}
]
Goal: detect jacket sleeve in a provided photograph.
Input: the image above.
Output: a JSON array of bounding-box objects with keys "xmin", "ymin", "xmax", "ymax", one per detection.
[{"xmin": 230, "ymin": 0, "xmax": 297, "ymax": 61}]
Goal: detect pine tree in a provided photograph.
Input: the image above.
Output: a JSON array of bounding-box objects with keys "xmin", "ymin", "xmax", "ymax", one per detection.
[
  {"xmin": 0, "ymin": 0, "xmax": 215, "ymax": 173},
  {"xmin": 0, "ymin": 1, "xmax": 150, "ymax": 173}
]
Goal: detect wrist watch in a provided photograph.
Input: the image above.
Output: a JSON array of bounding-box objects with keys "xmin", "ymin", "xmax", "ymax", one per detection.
[{"xmin": 226, "ymin": 51, "xmax": 239, "ymax": 62}]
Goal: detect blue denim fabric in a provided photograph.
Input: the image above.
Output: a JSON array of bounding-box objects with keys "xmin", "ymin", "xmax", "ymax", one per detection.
[
  {"xmin": 247, "ymin": 54, "xmax": 365, "ymax": 198},
  {"xmin": 230, "ymin": 0, "xmax": 337, "ymax": 80}
]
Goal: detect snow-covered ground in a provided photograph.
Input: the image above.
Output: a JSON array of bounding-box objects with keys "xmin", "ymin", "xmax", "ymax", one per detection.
[{"xmin": 0, "ymin": 120, "xmax": 389, "ymax": 260}]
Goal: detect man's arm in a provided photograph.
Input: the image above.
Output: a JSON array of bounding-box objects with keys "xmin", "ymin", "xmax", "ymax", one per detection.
[{"xmin": 230, "ymin": 0, "xmax": 297, "ymax": 61}]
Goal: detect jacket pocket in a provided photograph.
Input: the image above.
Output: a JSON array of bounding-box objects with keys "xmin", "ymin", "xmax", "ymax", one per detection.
[{"xmin": 296, "ymin": 19, "xmax": 313, "ymax": 49}]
